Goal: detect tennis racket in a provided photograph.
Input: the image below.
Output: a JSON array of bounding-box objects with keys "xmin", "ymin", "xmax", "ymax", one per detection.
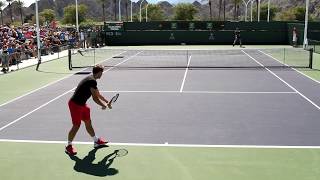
[
  {"xmin": 77, "ymin": 49, "xmax": 94, "ymax": 56},
  {"xmin": 114, "ymin": 149, "xmax": 128, "ymax": 157},
  {"xmin": 77, "ymin": 49, "xmax": 84, "ymax": 56},
  {"xmin": 109, "ymin": 93, "xmax": 119, "ymax": 106}
]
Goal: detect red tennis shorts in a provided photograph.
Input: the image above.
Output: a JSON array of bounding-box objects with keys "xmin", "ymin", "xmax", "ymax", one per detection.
[{"xmin": 68, "ymin": 100, "xmax": 91, "ymax": 126}]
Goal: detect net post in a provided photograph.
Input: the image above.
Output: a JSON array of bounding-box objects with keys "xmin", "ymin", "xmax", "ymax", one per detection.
[
  {"xmin": 68, "ymin": 46, "xmax": 72, "ymax": 70},
  {"xmin": 57, "ymin": 45, "xmax": 60, "ymax": 59},
  {"xmin": 283, "ymin": 48, "xmax": 286, "ymax": 65},
  {"xmin": 186, "ymin": 50, "xmax": 189, "ymax": 67},
  {"xmin": 36, "ymin": 56, "xmax": 41, "ymax": 71},
  {"xmin": 35, "ymin": 47, "xmax": 41, "ymax": 71},
  {"xmin": 94, "ymin": 48, "xmax": 96, "ymax": 66},
  {"xmin": 309, "ymin": 48, "xmax": 313, "ymax": 69}
]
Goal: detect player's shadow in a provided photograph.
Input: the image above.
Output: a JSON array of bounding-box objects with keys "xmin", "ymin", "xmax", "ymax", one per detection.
[{"xmin": 68, "ymin": 147, "xmax": 119, "ymax": 177}]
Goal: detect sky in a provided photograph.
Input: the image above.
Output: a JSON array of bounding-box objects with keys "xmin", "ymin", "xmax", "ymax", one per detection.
[{"xmin": 20, "ymin": 0, "xmax": 204, "ymax": 8}]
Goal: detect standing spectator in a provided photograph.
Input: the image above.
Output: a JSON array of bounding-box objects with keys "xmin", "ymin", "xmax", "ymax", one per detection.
[
  {"xmin": 86, "ymin": 29, "xmax": 92, "ymax": 48},
  {"xmin": 292, "ymin": 27, "xmax": 298, "ymax": 48},
  {"xmin": 91, "ymin": 29, "xmax": 98, "ymax": 48},
  {"xmin": 1, "ymin": 46, "xmax": 9, "ymax": 73},
  {"xmin": 80, "ymin": 30, "xmax": 85, "ymax": 48}
]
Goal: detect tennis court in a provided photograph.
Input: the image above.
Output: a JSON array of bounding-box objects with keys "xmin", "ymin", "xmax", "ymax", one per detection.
[{"xmin": 1, "ymin": 46, "xmax": 320, "ymax": 180}]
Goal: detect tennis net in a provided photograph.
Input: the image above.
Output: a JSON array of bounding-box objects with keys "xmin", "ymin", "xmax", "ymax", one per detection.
[{"xmin": 68, "ymin": 48, "xmax": 313, "ymax": 70}]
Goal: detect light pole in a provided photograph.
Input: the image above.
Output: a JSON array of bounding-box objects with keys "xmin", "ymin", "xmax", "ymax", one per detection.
[
  {"xmin": 35, "ymin": 0, "xmax": 41, "ymax": 70},
  {"xmin": 267, "ymin": 0, "xmax": 270, "ymax": 22},
  {"xmin": 250, "ymin": 0, "xmax": 253, "ymax": 21},
  {"xmin": 139, "ymin": 0, "xmax": 145, "ymax": 22},
  {"xmin": 258, "ymin": 0, "xmax": 261, "ymax": 22},
  {"xmin": 146, "ymin": 3, "xmax": 149, "ymax": 22},
  {"xmin": 303, "ymin": 0, "xmax": 310, "ymax": 48},
  {"xmin": 242, "ymin": 0, "xmax": 252, "ymax": 22},
  {"xmin": 75, "ymin": 0, "xmax": 79, "ymax": 32}
]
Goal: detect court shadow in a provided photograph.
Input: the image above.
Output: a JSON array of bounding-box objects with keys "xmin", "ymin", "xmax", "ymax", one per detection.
[
  {"xmin": 36, "ymin": 69, "xmax": 74, "ymax": 75},
  {"xmin": 68, "ymin": 148, "xmax": 119, "ymax": 177}
]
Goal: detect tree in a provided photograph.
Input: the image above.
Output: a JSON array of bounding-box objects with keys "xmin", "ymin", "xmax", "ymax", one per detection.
[
  {"xmin": 276, "ymin": 9, "xmax": 296, "ymax": 21},
  {"xmin": 218, "ymin": 0, "xmax": 222, "ymax": 21},
  {"xmin": 31, "ymin": 14, "xmax": 45, "ymax": 25},
  {"xmin": 276, "ymin": 6, "xmax": 307, "ymax": 21},
  {"xmin": 6, "ymin": 0, "xmax": 13, "ymax": 23},
  {"xmin": 24, "ymin": 14, "xmax": 33, "ymax": 23},
  {"xmin": 141, "ymin": 4, "xmax": 165, "ymax": 21},
  {"xmin": 97, "ymin": 0, "xmax": 107, "ymax": 22},
  {"xmin": 262, "ymin": 4, "xmax": 278, "ymax": 21},
  {"xmin": 253, "ymin": 3, "xmax": 279, "ymax": 21},
  {"xmin": 173, "ymin": 3, "xmax": 198, "ymax": 21},
  {"xmin": 255, "ymin": 0, "xmax": 259, "ymax": 21},
  {"xmin": 40, "ymin": 9, "xmax": 55, "ymax": 23},
  {"xmin": 125, "ymin": 0, "xmax": 128, "ymax": 21},
  {"xmin": 16, "ymin": 0, "xmax": 24, "ymax": 24},
  {"xmin": 233, "ymin": 0, "xmax": 241, "ymax": 20},
  {"xmin": 208, "ymin": 0, "xmax": 212, "ymax": 20},
  {"xmin": 223, "ymin": 0, "xmax": 226, "ymax": 21},
  {"xmin": 293, "ymin": 6, "xmax": 306, "ymax": 21},
  {"xmin": 0, "ymin": 1, "xmax": 4, "ymax": 25},
  {"xmin": 114, "ymin": 0, "xmax": 117, "ymax": 21},
  {"xmin": 63, "ymin": 4, "xmax": 88, "ymax": 25}
]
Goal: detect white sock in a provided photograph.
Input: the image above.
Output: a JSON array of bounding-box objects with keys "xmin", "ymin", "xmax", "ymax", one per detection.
[
  {"xmin": 67, "ymin": 141, "xmax": 72, "ymax": 146},
  {"xmin": 93, "ymin": 136, "xmax": 99, "ymax": 142}
]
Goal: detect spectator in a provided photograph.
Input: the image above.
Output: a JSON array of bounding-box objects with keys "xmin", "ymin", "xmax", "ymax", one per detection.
[
  {"xmin": 0, "ymin": 24, "xmax": 93, "ymax": 73},
  {"xmin": 1, "ymin": 46, "xmax": 9, "ymax": 73},
  {"xmin": 292, "ymin": 27, "xmax": 298, "ymax": 48},
  {"xmin": 7, "ymin": 44, "xmax": 15, "ymax": 65},
  {"xmin": 86, "ymin": 29, "xmax": 92, "ymax": 48},
  {"xmin": 80, "ymin": 30, "xmax": 85, "ymax": 48}
]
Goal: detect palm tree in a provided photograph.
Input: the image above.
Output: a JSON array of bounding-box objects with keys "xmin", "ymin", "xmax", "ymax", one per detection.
[
  {"xmin": 125, "ymin": 0, "xmax": 128, "ymax": 21},
  {"xmin": 234, "ymin": 0, "xmax": 241, "ymax": 20},
  {"xmin": 223, "ymin": 0, "xmax": 226, "ymax": 21},
  {"xmin": 114, "ymin": 0, "xmax": 117, "ymax": 21},
  {"xmin": 208, "ymin": 0, "xmax": 212, "ymax": 21},
  {"xmin": 97, "ymin": 0, "xmax": 107, "ymax": 22},
  {"xmin": 218, "ymin": 0, "xmax": 222, "ymax": 21},
  {"xmin": 6, "ymin": 0, "xmax": 13, "ymax": 23},
  {"xmin": 256, "ymin": 0, "xmax": 259, "ymax": 21},
  {"xmin": 0, "ymin": 1, "xmax": 4, "ymax": 25},
  {"xmin": 16, "ymin": 0, "xmax": 24, "ymax": 25}
]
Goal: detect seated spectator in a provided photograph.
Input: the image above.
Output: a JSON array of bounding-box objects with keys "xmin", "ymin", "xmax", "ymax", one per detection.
[{"xmin": 7, "ymin": 44, "xmax": 15, "ymax": 65}]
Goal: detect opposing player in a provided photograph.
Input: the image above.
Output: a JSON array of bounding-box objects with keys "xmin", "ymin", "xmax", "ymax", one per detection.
[{"xmin": 233, "ymin": 27, "xmax": 243, "ymax": 47}]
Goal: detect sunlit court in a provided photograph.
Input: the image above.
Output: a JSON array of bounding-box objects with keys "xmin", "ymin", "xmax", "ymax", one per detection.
[{"xmin": 1, "ymin": 0, "xmax": 320, "ymax": 180}]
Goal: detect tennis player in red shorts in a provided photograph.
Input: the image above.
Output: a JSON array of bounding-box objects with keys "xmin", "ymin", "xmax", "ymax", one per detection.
[{"xmin": 66, "ymin": 65, "xmax": 112, "ymax": 156}]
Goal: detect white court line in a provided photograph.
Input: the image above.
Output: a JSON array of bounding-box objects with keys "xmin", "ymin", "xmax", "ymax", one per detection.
[
  {"xmin": 0, "ymin": 139, "xmax": 320, "ymax": 149},
  {"xmin": 0, "ymin": 78, "xmax": 72, "ymax": 108},
  {"xmin": 259, "ymin": 50, "xmax": 320, "ymax": 84},
  {"xmin": 0, "ymin": 50, "xmax": 128, "ymax": 108},
  {"xmin": 183, "ymin": 91, "xmax": 296, "ymax": 94},
  {"xmin": 242, "ymin": 50, "xmax": 320, "ymax": 111},
  {"xmin": 0, "ymin": 90, "xmax": 73, "ymax": 132},
  {"xmin": 179, "ymin": 55, "xmax": 192, "ymax": 92},
  {"xmin": 0, "ymin": 51, "xmax": 142, "ymax": 132},
  {"xmin": 95, "ymin": 90, "xmax": 297, "ymax": 94}
]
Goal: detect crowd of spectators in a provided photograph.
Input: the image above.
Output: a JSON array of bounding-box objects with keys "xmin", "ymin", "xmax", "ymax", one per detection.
[{"xmin": 0, "ymin": 24, "xmax": 87, "ymax": 73}]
